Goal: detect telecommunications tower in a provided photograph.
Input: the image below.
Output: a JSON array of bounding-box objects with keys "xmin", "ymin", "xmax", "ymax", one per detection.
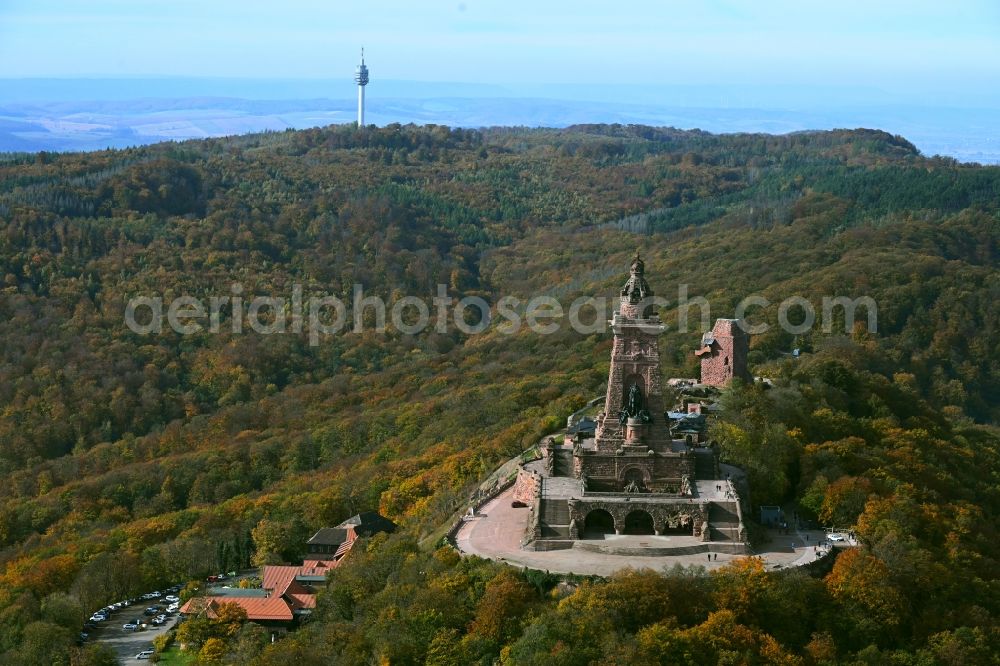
[{"xmin": 354, "ymin": 48, "xmax": 369, "ymax": 127}]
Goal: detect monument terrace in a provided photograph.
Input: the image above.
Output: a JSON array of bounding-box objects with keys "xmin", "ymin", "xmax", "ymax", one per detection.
[{"xmin": 454, "ymin": 256, "xmax": 835, "ymax": 574}]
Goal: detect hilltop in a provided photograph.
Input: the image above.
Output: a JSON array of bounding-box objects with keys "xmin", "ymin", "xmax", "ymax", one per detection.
[{"xmin": 0, "ymin": 124, "xmax": 998, "ymax": 663}]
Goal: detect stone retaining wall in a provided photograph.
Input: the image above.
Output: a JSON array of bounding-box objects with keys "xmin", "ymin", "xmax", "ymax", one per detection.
[
  {"xmin": 512, "ymin": 466, "xmax": 542, "ymax": 505},
  {"xmin": 573, "ymin": 541, "xmax": 747, "ymax": 556}
]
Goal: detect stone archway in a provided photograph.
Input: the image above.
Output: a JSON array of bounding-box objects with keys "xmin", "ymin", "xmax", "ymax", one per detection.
[
  {"xmin": 623, "ymin": 510, "xmax": 655, "ymax": 535},
  {"xmin": 584, "ymin": 509, "xmax": 615, "ymax": 536},
  {"xmin": 622, "ymin": 373, "xmax": 646, "ymax": 399},
  {"xmin": 621, "ymin": 467, "xmax": 647, "ymax": 492},
  {"xmin": 619, "ymin": 465, "xmax": 650, "ymax": 490}
]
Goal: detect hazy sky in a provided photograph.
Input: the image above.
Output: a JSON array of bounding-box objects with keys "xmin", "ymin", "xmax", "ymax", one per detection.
[{"xmin": 2, "ymin": 1, "xmax": 998, "ymax": 95}]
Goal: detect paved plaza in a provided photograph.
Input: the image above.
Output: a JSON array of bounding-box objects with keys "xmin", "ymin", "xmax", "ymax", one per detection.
[{"xmin": 456, "ymin": 486, "xmax": 832, "ymax": 576}]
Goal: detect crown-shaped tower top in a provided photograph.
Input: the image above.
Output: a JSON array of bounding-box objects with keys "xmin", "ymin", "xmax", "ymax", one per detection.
[{"xmin": 621, "ymin": 251, "xmax": 653, "ymax": 304}]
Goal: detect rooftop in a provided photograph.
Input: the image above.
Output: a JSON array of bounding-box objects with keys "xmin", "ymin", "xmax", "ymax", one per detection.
[
  {"xmin": 180, "ymin": 595, "xmax": 294, "ymax": 622},
  {"xmin": 307, "ymin": 527, "xmax": 349, "ymax": 547},
  {"xmin": 336, "ymin": 511, "xmax": 397, "ymax": 536}
]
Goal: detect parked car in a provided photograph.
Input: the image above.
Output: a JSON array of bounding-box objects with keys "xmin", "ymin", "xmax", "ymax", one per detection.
[
  {"xmin": 166, "ymin": 603, "xmax": 180, "ymax": 613},
  {"xmin": 122, "ymin": 623, "xmax": 140, "ymax": 632},
  {"xmin": 143, "ymin": 607, "xmax": 160, "ymax": 616},
  {"xmin": 826, "ymin": 533, "xmax": 847, "ymax": 542},
  {"xmin": 89, "ymin": 613, "xmax": 107, "ymax": 622},
  {"xmin": 151, "ymin": 616, "xmax": 167, "ymax": 626},
  {"xmin": 164, "ymin": 595, "xmax": 179, "ymax": 603},
  {"xmin": 135, "ymin": 650, "xmax": 154, "ymax": 660}
]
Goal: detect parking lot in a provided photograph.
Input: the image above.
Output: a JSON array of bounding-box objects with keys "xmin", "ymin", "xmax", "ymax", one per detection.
[
  {"xmin": 88, "ymin": 613, "xmax": 179, "ymax": 664},
  {"xmin": 80, "ymin": 586, "xmax": 184, "ymax": 663},
  {"xmin": 80, "ymin": 572, "xmax": 259, "ymax": 661}
]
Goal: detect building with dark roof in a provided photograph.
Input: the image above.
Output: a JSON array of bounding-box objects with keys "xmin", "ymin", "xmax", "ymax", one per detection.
[
  {"xmin": 306, "ymin": 512, "xmax": 396, "ymax": 557},
  {"xmin": 337, "ymin": 511, "xmax": 397, "ymax": 536}
]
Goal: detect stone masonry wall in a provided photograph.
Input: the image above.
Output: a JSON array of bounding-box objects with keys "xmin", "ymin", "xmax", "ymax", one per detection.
[
  {"xmin": 700, "ymin": 319, "xmax": 751, "ymax": 387},
  {"xmin": 512, "ymin": 467, "xmax": 542, "ymax": 504},
  {"xmin": 577, "ymin": 452, "xmax": 693, "ymax": 492}
]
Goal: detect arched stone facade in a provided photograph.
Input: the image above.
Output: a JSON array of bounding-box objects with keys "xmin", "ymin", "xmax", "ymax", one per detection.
[
  {"xmin": 583, "ymin": 509, "xmax": 615, "ymax": 535},
  {"xmin": 619, "ymin": 464, "xmax": 651, "ymax": 487},
  {"xmin": 568, "ymin": 498, "xmax": 708, "ymax": 538},
  {"xmin": 623, "ymin": 509, "xmax": 655, "ymax": 535}
]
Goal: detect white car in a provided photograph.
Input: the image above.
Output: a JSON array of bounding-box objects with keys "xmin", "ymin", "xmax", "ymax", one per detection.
[
  {"xmin": 122, "ymin": 623, "xmax": 140, "ymax": 631},
  {"xmin": 164, "ymin": 595, "xmax": 180, "ymax": 603},
  {"xmin": 826, "ymin": 533, "xmax": 847, "ymax": 542},
  {"xmin": 166, "ymin": 603, "xmax": 180, "ymax": 613},
  {"xmin": 135, "ymin": 650, "xmax": 154, "ymax": 660},
  {"xmin": 89, "ymin": 613, "xmax": 107, "ymax": 622}
]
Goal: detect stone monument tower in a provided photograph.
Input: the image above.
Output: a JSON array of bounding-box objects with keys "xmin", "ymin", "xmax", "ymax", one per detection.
[{"xmin": 576, "ymin": 254, "xmax": 690, "ymax": 492}]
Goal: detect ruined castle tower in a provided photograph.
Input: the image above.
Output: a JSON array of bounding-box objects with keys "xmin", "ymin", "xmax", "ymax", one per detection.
[
  {"xmin": 575, "ymin": 255, "xmax": 691, "ymax": 492},
  {"xmin": 696, "ymin": 318, "xmax": 751, "ymax": 387}
]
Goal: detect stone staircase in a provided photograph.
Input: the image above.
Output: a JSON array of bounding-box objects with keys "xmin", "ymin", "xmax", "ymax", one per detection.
[
  {"xmin": 709, "ymin": 501, "xmax": 742, "ymax": 542},
  {"xmin": 539, "ymin": 498, "xmax": 571, "ymax": 538},
  {"xmin": 693, "ymin": 449, "xmax": 716, "ymax": 480},
  {"xmin": 551, "ymin": 447, "xmax": 574, "ymax": 477}
]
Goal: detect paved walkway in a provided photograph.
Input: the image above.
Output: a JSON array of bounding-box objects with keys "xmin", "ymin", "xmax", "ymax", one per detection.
[
  {"xmin": 542, "ymin": 476, "xmax": 584, "ymax": 499},
  {"xmin": 693, "ymin": 479, "xmax": 738, "ymax": 501},
  {"xmin": 456, "ymin": 486, "xmax": 832, "ymax": 576}
]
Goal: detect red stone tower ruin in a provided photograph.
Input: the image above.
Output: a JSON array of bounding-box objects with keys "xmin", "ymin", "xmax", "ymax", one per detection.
[{"xmin": 696, "ymin": 318, "xmax": 751, "ymax": 387}]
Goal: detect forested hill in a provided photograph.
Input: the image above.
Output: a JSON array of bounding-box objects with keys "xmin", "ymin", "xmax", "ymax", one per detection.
[{"xmin": 0, "ymin": 124, "xmax": 998, "ymax": 664}]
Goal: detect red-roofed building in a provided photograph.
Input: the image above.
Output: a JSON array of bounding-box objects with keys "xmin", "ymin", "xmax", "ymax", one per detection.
[
  {"xmin": 180, "ymin": 596, "xmax": 294, "ymax": 623},
  {"xmin": 301, "ymin": 558, "xmax": 336, "ymax": 572},
  {"xmin": 181, "ymin": 513, "xmax": 394, "ymax": 629},
  {"xmin": 181, "ymin": 566, "xmax": 322, "ymax": 627},
  {"xmin": 260, "ymin": 565, "xmax": 304, "ymax": 598}
]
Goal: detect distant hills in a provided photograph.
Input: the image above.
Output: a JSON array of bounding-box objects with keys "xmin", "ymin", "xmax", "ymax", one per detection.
[{"xmin": 1, "ymin": 77, "xmax": 998, "ymax": 162}]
